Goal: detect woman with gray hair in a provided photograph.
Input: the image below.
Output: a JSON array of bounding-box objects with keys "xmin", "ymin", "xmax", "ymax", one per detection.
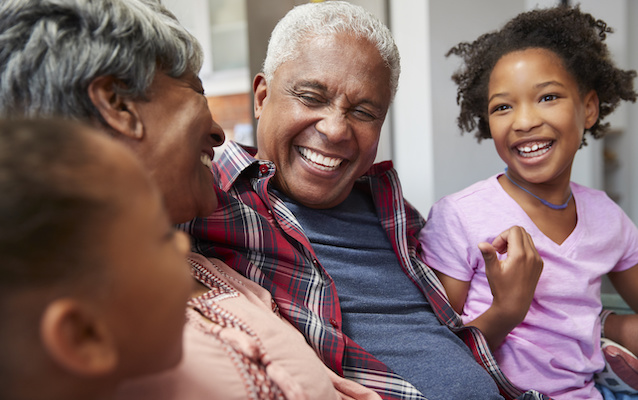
[
  {"xmin": 0, "ymin": 0, "xmax": 380, "ymax": 399},
  {"xmin": 0, "ymin": 0, "xmax": 220, "ymax": 225}
]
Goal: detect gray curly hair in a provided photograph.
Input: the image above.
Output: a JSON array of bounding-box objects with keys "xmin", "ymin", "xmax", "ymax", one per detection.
[{"xmin": 0, "ymin": 0, "xmax": 203, "ymax": 121}]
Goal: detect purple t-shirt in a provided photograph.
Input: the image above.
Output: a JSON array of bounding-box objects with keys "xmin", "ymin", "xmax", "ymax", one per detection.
[{"xmin": 420, "ymin": 174, "xmax": 638, "ymax": 400}]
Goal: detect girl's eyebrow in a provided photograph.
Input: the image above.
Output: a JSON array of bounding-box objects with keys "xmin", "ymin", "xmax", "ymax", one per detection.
[
  {"xmin": 489, "ymin": 80, "xmax": 567, "ymax": 103},
  {"xmin": 488, "ymin": 92, "xmax": 508, "ymax": 103},
  {"xmin": 536, "ymin": 80, "xmax": 565, "ymax": 89}
]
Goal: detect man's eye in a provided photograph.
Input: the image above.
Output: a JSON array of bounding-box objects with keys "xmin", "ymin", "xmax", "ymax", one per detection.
[
  {"xmin": 352, "ymin": 109, "xmax": 376, "ymax": 121},
  {"xmin": 299, "ymin": 94, "xmax": 323, "ymax": 104}
]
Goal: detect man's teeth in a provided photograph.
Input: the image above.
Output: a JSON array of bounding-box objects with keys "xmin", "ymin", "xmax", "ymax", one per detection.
[
  {"xmin": 298, "ymin": 147, "xmax": 343, "ymax": 171},
  {"xmin": 200, "ymin": 153, "xmax": 213, "ymax": 169},
  {"xmin": 517, "ymin": 141, "xmax": 552, "ymax": 158}
]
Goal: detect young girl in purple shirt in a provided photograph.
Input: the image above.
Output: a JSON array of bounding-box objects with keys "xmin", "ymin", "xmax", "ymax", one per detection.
[{"xmin": 420, "ymin": 6, "xmax": 638, "ymax": 399}]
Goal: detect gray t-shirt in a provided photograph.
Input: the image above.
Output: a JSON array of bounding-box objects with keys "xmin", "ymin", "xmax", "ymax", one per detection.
[{"xmin": 278, "ymin": 186, "xmax": 502, "ymax": 400}]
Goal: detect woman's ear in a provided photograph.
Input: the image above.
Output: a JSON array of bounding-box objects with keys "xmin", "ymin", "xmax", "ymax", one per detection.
[
  {"xmin": 40, "ymin": 298, "xmax": 118, "ymax": 377},
  {"xmin": 88, "ymin": 76, "xmax": 145, "ymax": 140},
  {"xmin": 253, "ymin": 73, "xmax": 268, "ymax": 120},
  {"xmin": 584, "ymin": 90, "xmax": 600, "ymax": 130}
]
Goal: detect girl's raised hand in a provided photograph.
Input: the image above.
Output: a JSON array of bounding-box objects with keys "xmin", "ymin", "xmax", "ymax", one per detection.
[{"xmin": 472, "ymin": 226, "xmax": 544, "ymax": 349}]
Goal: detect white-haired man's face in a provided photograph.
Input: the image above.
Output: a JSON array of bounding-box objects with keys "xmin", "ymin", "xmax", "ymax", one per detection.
[{"xmin": 253, "ymin": 33, "xmax": 392, "ymax": 209}]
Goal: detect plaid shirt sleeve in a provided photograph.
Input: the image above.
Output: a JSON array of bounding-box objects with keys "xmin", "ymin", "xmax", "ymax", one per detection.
[{"xmin": 183, "ymin": 141, "xmax": 550, "ymax": 400}]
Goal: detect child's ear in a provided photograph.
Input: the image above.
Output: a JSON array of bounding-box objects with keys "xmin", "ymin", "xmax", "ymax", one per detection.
[
  {"xmin": 584, "ymin": 89, "xmax": 600, "ymax": 130},
  {"xmin": 40, "ymin": 298, "xmax": 118, "ymax": 377},
  {"xmin": 253, "ymin": 73, "xmax": 268, "ymax": 120},
  {"xmin": 88, "ymin": 75, "xmax": 145, "ymax": 140}
]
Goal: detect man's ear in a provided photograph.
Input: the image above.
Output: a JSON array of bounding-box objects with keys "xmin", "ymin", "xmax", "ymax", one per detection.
[
  {"xmin": 88, "ymin": 75, "xmax": 145, "ymax": 140},
  {"xmin": 40, "ymin": 298, "xmax": 118, "ymax": 377},
  {"xmin": 253, "ymin": 73, "xmax": 268, "ymax": 120},
  {"xmin": 584, "ymin": 89, "xmax": 600, "ymax": 130}
]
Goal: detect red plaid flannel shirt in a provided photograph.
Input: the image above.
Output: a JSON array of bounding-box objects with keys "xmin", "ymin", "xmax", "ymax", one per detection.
[{"xmin": 183, "ymin": 141, "xmax": 549, "ymax": 400}]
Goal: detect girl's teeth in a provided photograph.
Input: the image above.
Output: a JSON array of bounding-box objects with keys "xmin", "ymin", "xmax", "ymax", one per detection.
[{"xmin": 517, "ymin": 141, "xmax": 552, "ymax": 158}]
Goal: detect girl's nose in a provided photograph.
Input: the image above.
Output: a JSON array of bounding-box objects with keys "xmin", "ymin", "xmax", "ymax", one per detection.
[{"xmin": 512, "ymin": 104, "xmax": 541, "ymax": 132}]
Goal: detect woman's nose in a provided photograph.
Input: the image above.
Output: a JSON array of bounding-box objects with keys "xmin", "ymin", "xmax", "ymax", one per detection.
[{"xmin": 210, "ymin": 119, "xmax": 225, "ymax": 147}]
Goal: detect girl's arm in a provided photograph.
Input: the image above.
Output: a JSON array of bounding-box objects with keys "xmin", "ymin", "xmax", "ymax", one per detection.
[
  {"xmin": 437, "ymin": 226, "xmax": 544, "ymax": 351},
  {"xmin": 434, "ymin": 271, "xmax": 470, "ymax": 315},
  {"xmin": 605, "ymin": 265, "xmax": 638, "ymax": 355}
]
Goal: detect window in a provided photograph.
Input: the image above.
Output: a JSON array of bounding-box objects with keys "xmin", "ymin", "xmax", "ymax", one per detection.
[{"xmin": 163, "ymin": 0, "xmax": 253, "ymax": 147}]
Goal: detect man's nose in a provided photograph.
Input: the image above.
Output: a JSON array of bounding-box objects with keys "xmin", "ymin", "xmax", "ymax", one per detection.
[{"xmin": 315, "ymin": 108, "xmax": 351, "ymax": 143}]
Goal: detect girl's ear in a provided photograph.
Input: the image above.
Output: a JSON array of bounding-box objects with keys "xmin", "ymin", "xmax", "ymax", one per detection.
[
  {"xmin": 88, "ymin": 75, "xmax": 145, "ymax": 140},
  {"xmin": 583, "ymin": 90, "xmax": 600, "ymax": 130},
  {"xmin": 40, "ymin": 298, "xmax": 118, "ymax": 377},
  {"xmin": 253, "ymin": 73, "xmax": 268, "ymax": 120}
]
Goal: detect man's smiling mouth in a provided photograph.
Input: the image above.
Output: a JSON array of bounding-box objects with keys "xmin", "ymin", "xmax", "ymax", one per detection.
[{"xmin": 297, "ymin": 146, "xmax": 344, "ymax": 171}]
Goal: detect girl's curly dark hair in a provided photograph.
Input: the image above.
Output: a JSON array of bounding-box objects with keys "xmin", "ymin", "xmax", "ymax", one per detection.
[{"xmin": 447, "ymin": 5, "xmax": 637, "ymax": 143}]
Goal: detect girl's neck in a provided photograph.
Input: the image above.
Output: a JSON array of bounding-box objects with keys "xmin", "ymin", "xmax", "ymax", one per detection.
[
  {"xmin": 502, "ymin": 167, "xmax": 572, "ymax": 210},
  {"xmin": 498, "ymin": 170, "xmax": 577, "ymax": 245}
]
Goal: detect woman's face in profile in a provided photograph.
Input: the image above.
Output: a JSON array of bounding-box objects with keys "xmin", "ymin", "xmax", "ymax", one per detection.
[{"xmin": 131, "ymin": 71, "xmax": 225, "ymax": 224}]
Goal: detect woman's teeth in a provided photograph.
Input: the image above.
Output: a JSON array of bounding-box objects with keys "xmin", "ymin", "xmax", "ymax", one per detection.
[
  {"xmin": 200, "ymin": 153, "xmax": 213, "ymax": 169},
  {"xmin": 517, "ymin": 141, "xmax": 552, "ymax": 158},
  {"xmin": 298, "ymin": 147, "xmax": 343, "ymax": 171}
]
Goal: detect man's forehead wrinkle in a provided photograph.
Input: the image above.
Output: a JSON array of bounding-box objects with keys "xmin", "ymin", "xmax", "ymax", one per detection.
[{"xmin": 294, "ymin": 80, "xmax": 328, "ymax": 92}]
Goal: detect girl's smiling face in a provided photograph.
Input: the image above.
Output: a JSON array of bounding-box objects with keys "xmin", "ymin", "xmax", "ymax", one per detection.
[{"xmin": 487, "ymin": 48, "xmax": 599, "ymax": 187}]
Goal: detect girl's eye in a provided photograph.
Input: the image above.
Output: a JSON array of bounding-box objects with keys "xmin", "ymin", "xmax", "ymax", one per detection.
[
  {"xmin": 540, "ymin": 94, "xmax": 558, "ymax": 102},
  {"xmin": 490, "ymin": 104, "xmax": 511, "ymax": 114}
]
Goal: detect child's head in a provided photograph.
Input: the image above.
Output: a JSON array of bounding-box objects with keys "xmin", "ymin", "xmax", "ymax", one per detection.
[
  {"xmin": 448, "ymin": 5, "xmax": 637, "ymax": 143},
  {"xmin": 0, "ymin": 118, "xmax": 192, "ymax": 400}
]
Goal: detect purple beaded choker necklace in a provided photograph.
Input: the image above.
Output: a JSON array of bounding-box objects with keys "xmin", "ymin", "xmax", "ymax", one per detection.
[{"xmin": 503, "ymin": 168, "xmax": 572, "ymax": 210}]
